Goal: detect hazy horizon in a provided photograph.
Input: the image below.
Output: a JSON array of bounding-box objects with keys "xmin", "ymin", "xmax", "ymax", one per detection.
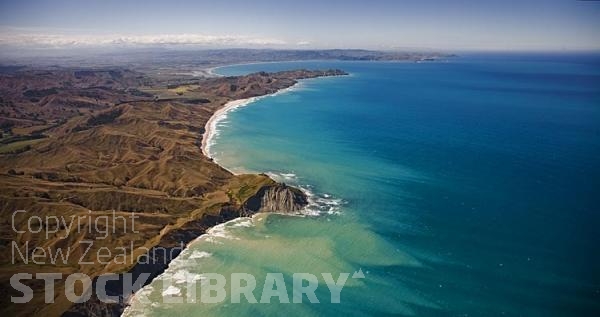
[{"xmin": 1, "ymin": 0, "xmax": 600, "ymax": 52}]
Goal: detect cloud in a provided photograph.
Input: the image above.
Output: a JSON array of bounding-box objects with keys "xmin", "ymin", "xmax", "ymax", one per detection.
[
  {"xmin": 0, "ymin": 29, "xmax": 287, "ymax": 48},
  {"xmin": 296, "ymin": 41, "xmax": 311, "ymax": 46}
]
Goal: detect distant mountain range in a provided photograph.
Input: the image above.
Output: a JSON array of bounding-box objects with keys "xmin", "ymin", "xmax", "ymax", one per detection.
[{"xmin": 0, "ymin": 48, "xmax": 454, "ymax": 68}]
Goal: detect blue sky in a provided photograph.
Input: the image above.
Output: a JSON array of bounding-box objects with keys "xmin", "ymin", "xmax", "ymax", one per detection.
[{"xmin": 1, "ymin": 0, "xmax": 599, "ymax": 51}]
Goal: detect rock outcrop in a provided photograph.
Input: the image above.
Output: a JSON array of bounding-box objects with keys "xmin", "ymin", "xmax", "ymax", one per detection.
[{"xmin": 244, "ymin": 183, "xmax": 308, "ymax": 213}]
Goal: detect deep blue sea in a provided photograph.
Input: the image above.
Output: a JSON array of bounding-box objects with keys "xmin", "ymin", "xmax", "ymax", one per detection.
[{"xmin": 125, "ymin": 54, "xmax": 600, "ymax": 316}]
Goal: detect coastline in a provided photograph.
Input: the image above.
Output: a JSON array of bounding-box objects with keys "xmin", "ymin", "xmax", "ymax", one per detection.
[
  {"xmin": 123, "ymin": 74, "xmax": 345, "ymax": 316},
  {"xmin": 205, "ymin": 57, "xmax": 444, "ymax": 78},
  {"xmin": 1, "ymin": 63, "xmax": 342, "ymax": 316},
  {"xmin": 201, "ymin": 97, "xmax": 257, "ymax": 158},
  {"xmin": 205, "ymin": 59, "xmax": 348, "ymax": 77},
  {"xmin": 201, "ymin": 84, "xmax": 300, "ymax": 166},
  {"xmin": 120, "ymin": 73, "xmax": 342, "ymax": 316},
  {"xmin": 54, "ymin": 70, "xmax": 348, "ymax": 317},
  {"xmin": 121, "ymin": 213, "xmax": 266, "ymax": 317},
  {"xmin": 122, "ymin": 73, "xmax": 352, "ymax": 315}
]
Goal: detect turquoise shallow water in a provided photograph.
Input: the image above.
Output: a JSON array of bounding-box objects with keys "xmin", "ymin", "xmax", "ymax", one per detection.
[{"xmin": 125, "ymin": 55, "xmax": 600, "ymax": 316}]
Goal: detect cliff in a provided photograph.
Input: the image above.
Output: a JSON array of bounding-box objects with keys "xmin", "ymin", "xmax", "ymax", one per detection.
[{"xmin": 244, "ymin": 183, "xmax": 308, "ymax": 213}]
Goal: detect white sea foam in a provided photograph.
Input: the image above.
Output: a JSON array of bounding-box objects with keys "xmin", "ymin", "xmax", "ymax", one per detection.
[
  {"xmin": 206, "ymin": 222, "xmax": 240, "ymax": 240},
  {"xmin": 197, "ymin": 217, "xmax": 258, "ymax": 244},
  {"xmin": 280, "ymin": 173, "xmax": 297, "ymax": 180},
  {"xmin": 172, "ymin": 269, "xmax": 205, "ymax": 284},
  {"xmin": 266, "ymin": 171, "xmax": 298, "ymax": 182},
  {"xmin": 230, "ymin": 218, "xmax": 255, "ymax": 228},
  {"xmin": 171, "ymin": 270, "xmax": 187, "ymax": 284},
  {"xmin": 161, "ymin": 285, "xmax": 181, "ymax": 297},
  {"xmin": 189, "ymin": 250, "xmax": 212, "ymax": 259},
  {"xmin": 297, "ymin": 185, "xmax": 345, "ymax": 216}
]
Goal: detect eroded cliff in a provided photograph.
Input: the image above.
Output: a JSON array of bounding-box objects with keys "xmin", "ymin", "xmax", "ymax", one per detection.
[{"xmin": 244, "ymin": 183, "xmax": 308, "ymax": 213}]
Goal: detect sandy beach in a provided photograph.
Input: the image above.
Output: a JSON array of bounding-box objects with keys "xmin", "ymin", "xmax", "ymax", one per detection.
[
  {"xmin": 201, "ymin": 84, "xmax": 300, "ymax": 159},
  {"xmin": 201, "ymin": 97, "xmax": 258, "ymax": 157}
]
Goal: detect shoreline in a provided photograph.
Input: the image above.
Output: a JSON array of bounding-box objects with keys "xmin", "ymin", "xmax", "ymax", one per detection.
[
  {"xmin": 119, "ymin": 71, "xmax": 349, "ymax": 317},
  {"xmin": 123, "ymin": 87, "xmax": 303, "ymax": 314},
  {"xmin": 121, "ymin": 76, "xmax": 331, "ymax": 316},
  {"xmin": 122, "ymin": 213, "xmax": 267, "ymax": 317},
  {"xmin": 201, "ymin": 97, "xmax": 258, "ymax": 158},
  {"xmin": 204, "ymin": 59, "xmax": 352, "ymax": 77},
  {"xmin": 205, "ymin": 58, "xmax": 442, "ymax": 77},
  {"xmin": 201, "ymin": 84, "xmax": 300, "ymax": 167},
  {"xmin": 124, "ymin": 75, "xmax": 343, "ymax": 316}
]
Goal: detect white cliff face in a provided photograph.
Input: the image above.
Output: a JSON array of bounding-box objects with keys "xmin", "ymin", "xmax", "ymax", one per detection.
[{"xmin": 244, "ymin": 183, "xmax": 308, "ymax": 213}]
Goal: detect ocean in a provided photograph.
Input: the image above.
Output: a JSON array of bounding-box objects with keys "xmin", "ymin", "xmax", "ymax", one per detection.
[{"xmin": 124, "ymin": 54, "xmax": 600, "ymax": 316}]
